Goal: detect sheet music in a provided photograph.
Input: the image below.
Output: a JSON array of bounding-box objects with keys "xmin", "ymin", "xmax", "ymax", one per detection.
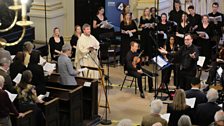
[
  {"xmin": 13, "ymin": 73, "xmax": 22, "ymax": 84},
  {"xmin": 39, "ymin": 56, "xmax": 46, "ymax": 65},
  {"xmin": 197, "ymin": 56, "xmax": 206, "ymax": 67},
  {"xmin": 128, "ymin": 31, "xmax": 133, "ymax": 37},
  {"xmin": 186, "ymin": 97, "xmax": 196, "ymax": 108},
  {"xmin": 43, "ymin": 62, "xmax": 56, "ymax": 72},
  {"xmin": 160, "ymin": 113, "xmax": 170, "ymax": 122},
  {"xmin": 37, "ymin": 92, "xmax": 50, "ymax": 100},
  {"xmin": 209, "ymin": 16, "xmax": 222, "ymax": 24},
  {"xmin": 176, "ymin": 33, "xmax": 184, "ymax": 38},
  {"xmin": 100, "ymin": 20, "xmax": 113, "ymax": 29},
  {"xmin": 84, "ymin": 82, "xmax": 91, "ymax": 87},
  {"xmin": 5, "ymin": 90, "xmax": 17, "ymax": 102},
  {"xmin": 217, "ymin": 67, "xmax": 223, "ymax": 77},
  {"xmin": 219, "ymin": 104, "xmax": 223, "ymax": 108},
  {"xmin": 196, "ymin": 31, "xmax": 209, "ymax": 39},
  {"xmin": 11, "ymin": 55, "xmax": 15, "ymax": 60},
  {"xmin": 152, "ymin": 56, "xmax": 168, "ymax": 68},
  {"xmin": 78, "ymin": 68, "xmax": 88, "ymax": 72}
]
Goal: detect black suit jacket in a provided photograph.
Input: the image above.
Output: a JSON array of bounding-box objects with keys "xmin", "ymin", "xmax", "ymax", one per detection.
[
  {"xmin": 0, "ymin": 69, "xmax": 15, "ymax": 93},
  {"xmin": 196, "ymin": 102, "xmax": 221, "ymax": 126}
]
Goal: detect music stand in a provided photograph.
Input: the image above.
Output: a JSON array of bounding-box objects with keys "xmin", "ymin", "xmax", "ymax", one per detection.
[{"xmin": 152, "ymin": 55, "xmax": 172, "ymax": 100}]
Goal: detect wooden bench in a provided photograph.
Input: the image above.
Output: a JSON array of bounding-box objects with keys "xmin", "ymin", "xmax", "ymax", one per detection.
[{"xmin": 10, "ymin": 110, "xmax": 34, "ymax": 126}]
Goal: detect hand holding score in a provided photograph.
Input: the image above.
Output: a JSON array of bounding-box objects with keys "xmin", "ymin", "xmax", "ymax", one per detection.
[
  {"xmin": 137, "ymin": 69, "xmax": 143, "ymax": 74},
  {"xmin": 158, "ymin": 47, "xmax": 168, "ymax": 54}
]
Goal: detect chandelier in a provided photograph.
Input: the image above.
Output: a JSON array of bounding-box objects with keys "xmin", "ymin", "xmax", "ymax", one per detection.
[{"xmin": 0, "ymin": 0, "xmax": 33, "ymax": 46}]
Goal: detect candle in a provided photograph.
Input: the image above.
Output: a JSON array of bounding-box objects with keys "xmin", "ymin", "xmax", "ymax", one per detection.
[
  {"xmin": 14, "ymin": 0, "xmax": 18, "ymax": 6},
  {"xmin": 21, "ymin": 0, "xmax": 28, "ymax": 18}
]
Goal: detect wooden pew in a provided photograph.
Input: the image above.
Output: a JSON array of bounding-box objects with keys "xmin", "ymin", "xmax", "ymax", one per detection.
[
  {"xmin": 47, "ymin": 73, "xmax": 100, "ymax": 126},
  {"xmin": 10, "ymin": 110, "xmax": 34, "ymax": 126}
]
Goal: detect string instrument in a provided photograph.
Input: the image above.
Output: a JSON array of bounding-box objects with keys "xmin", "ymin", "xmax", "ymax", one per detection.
[{"xmin": 132, "ymin": 50, "xmax": 144, "ymax": 68}]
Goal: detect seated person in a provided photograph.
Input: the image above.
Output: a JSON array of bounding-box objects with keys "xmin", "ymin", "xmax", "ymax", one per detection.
[
  {"xmin": 167, "ymin": 89, "xmax": 192, "ymax": 126},
  {"xmin": 206, "ymin": 46, "xmax": 224, "ymax": 85},
  {"xmin": 58, "ymin": 44, "xmax": 79, "ymax": 85},
  {"xmin": 141, "ymin": 99, "xmax": 168, "ymax": 126},
  {"xmin": 209, "ymin": 110, "xmax": 224, "ymax": 126},
  {"xmin": 196, "ymin": 88, "xmax": 221, "ymax": 126},
  {"xmin": 177, "ymin": 115, "xmax": 192, "ymax": 126},
  {"xmin": 0, "ymin": 75, "xmax": 24, "ymax": 126},
  {"xmin": 23, "ymin": 42, "xmax": 34, "ymax": 66},
  {"xmin": 126, "ymin": 41, "xmax": 155, "ymax": 98},
  {"xmin": 15, "ymin": 70, "xmax": 45, "ymax": 126}
]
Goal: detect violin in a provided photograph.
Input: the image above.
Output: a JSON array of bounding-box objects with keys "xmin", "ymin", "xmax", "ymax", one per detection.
[{"xmin": 132, "ymin": 50, "xmax": 144, "ymax": 68}]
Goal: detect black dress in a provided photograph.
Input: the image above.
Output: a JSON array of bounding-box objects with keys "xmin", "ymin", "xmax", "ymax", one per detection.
[
  {"xmin": 197, "ymin": 23, "xmax": 214, "ymax": 67},
  {"xmin": 139, "ymin": 16, "xmax": 155, "ymax": 58},
  {"xmin": 9, "ymin": 61, "xmax": 26, "ymax": 83},
  {"xmin": 208, "ymin": 12, "xmax": 224, "ymax": 37},
  {"xmin": 70, "ymin": 34, "xmax": 78, "ymax": 58},
  {"xmin": 157, "ymin": 22, "xmax": 170, "ymax": 47},
  {"xmin": 187, "ymin": 13, "xmax": 202, "ymax": 32},
  {"xmin": 49, "ymin": 36, "xmax": 64, "ymax": 61},
  {"xmin": 120, "ymin": 20, "xmax": 137, "ymax": 65},
  {"xmin": 176, "ymin": 23, "xmax": 190, "ymax": 46},
  {"xmin": 169, "ymin": 9, "xmax": 185, "ymax": 25}
]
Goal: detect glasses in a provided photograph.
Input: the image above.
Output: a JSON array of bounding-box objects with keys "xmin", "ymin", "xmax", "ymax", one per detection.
[{"xmin": 184, "ymin": 39, "xmax": 192, "ymax": 41}]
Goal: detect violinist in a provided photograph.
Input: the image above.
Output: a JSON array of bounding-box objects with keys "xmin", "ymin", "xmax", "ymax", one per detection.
[{"xmin": 126, "ymin": 41, "xmax": 154, "ymax": 98}]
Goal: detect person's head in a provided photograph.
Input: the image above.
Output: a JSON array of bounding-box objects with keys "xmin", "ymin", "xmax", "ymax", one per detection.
[
  {"xmin": 0, "ymin": 38, "xmax": 7, "ymax": 49},
  {"xmin": 212, "ymin": 2, "xmax": 219, "ymax": 14},
  {"xmin": 23, "ymin": 41, "xmax": 34, "ymax": 54},
  {"xmin": 169, "ymin": 35, "xmax": 175, "ymax": 45},
  {"xmin": 184, "ymin": 34, "xmax": 193, "ymax": 47},
  {"xmin": 178, "ymin": 115, "xmax": 192, "ymax": 126},
  {"xmin": 161, "ymin": 13, "xmax": 167, "ymax": 22},
  {"xmin": 191, "ymin": 77, "xmax": 201, "ymax": 88},
  {"xmin": 18, "ymin": 70, "xmax": 33, "ymax": 88},
  {"xmin": 150, "ymin": 7, "xmax": 157, "ymax": 15},
  {"xmin": 61, "ymin": 44, "xmax": 72, "ymax": 57},
  {"xmin": 117, "ymin": 119, "xmax": 132, "ymax": 126},
  {"xmin": 0, "ymin": 75, "xmax": 5, "ymax": 89},
  {"xmin": 174, "ymin": 0, "xmax": 181, "ymax": 11},
  {"xmin": 142, "ymin": 7, "xmax": 150, "ymax": 18},
  {"xmin": 0, "ymin": 57, "xmax": 10, "ymax": 71},
  {"xmin": 124, "ymin": 12, "xmax": 132, "ymax": 22},
  {"xmin": 150, "ymin": 99, "xmax": 163, "ymax": 114},
  {"xmin": 97, "ymin": 6, "xmax": 104, "ymax": 15},
  {"xmin": 173, "ymin": 89, "xmax": 187, "ymax": 110},
  {"xmin": 207, "ymin": 88, "xmax": 219, "ymax": 102},
  {"xmin": 202, "ymin": 15, "xmax": 209, "ymax": 24},
  {"xmin": 130, "ymin": 41, "xmax": 138, "ymax": 52},
  {"xmin": 13, "ymin": 51, "xmax": 25, "ymax": 64},
  {"xmin": 123, "ymin": 4, "xmax": 130, "ymax": 13},
  {"xmin": 29, "ymin": 50, "xmax": 40, "ymax": 64},
  {"xmin": 82, "ymin": 23, "xmax": 91, "ymax": 36},
  {"xmin": 152, "ymin": 122, "xmax": 162, "ymax": 126},
  {"xmin": 74, "ymin": 25, "xmax": 82, "ymax": 35},
  {"xmin": 188, "ymin": 5, "xmax": 195, "ymax": 15},
  {"xmin": 53, "ymin": 27, "xmax": 60, "ymax": 37},
  {"xmin": 214, "ymin": 110, "xmax": 224, "ymax": 125},
  {"xmin": 181, "ymin": 13, "xmax": 188, "ymax": 22}
]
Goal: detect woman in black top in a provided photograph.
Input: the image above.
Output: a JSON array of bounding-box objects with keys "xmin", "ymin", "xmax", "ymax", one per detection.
[
  {"xmin": 10, "ymin": 51, "xmax": 26, "ymax": 82},
  {"xmin": 93, "ymin": 7, "xmax": 113, "ymax": 40},
  {"xmin": 70, "ymin": 25, "xmax": 82, "ymax": 58},
  {"xmin": 139, "ymin": 7, "xmax": 154, "ymax": 64},
  {"xmin": 49, "ymin": 27, "xmax": 64, "ymax": 61},
  {"xmin": 197, "ymin": 15, "xmax": 214, "ymax": 68},
  {"xmin": 27, "ymin": 51, "xmax": 46, "ymax": 95},
  {"xmin": 176, "ymin": 13, "xmax": 190, "ymax": 46},
  {"xmin": 157, "ymin": 13, "xmax": 170, "ymax": 48},
  {"xmin": 120, "ymin": 12, "xmax": 137, "ymax": 65}
]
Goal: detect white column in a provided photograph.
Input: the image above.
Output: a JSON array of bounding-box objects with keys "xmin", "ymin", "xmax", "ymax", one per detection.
[{"xmin": 29, "ymin": 0, "xmax": 74, "ymax": 43}]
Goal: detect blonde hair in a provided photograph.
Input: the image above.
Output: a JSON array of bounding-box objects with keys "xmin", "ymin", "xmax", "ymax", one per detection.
[
  {"xmin": 142, "ymin": 7, "xmax": 150, "ymax": 20},
  {"xmin": 173, "ymin": 89, "xmax": 187, "ymax": 111},
  {"xmin": 123, "ymin": 12, "xmax": 132, "ymax": 26}
]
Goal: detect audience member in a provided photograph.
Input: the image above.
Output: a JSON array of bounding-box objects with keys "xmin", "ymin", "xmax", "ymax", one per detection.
[
  {"xmin": 209, "ymin": 110, "xmax": 224, "ymax": 126},
  {"xmin": 178, "ymin": 115, "xmax": 192, "ymax": 126},
  {"xmin": 0, "ymin": 75, "xmax": 24, "ymax": 126},
  {"xmin": 196, "ymin": 88, "xmax": 221, "ymax": 126},
  {"xmin": 27, "ymin": 50, "xmax": 46, "ymax": 95},
  {"xmin": 23, "ymin": 41, "xmax": 34, "ymax": 66},
  {"xmin": 15, "ymin": 70, "xmax": 44, "ymax": 126},
  {"xmin": 0, "ymin": 38, "xmax": 12, "ymax": 63},
  {"xmin": 49, "ymin": 27, "xmax": 64, "ymax": 61},
  {"xmin": 58, "ymin": 44, "xmax": 79, "ymax": 85},
  {"xmin": 9, "ymin": 52, "xmax": 26, "ymax": 83},
  {"xmin": 117, "ymin": 119, "xmax": 133, "ymax": 126},
  {"xmin": 152, "ymin": 122, "xmax": 162, "ymax": 126},
  {"xmin": 141, "ymin": 99, "xmax": 168, "ymax": 126},
  {"xmin": 0, "ymin": 57, "xmax": 14, "ymax": 92},
  {"xmin": 167, "ymin": 89, "xmax": 191, "ymax": 126}
]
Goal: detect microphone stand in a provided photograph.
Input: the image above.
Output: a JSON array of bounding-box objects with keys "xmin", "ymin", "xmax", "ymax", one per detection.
[{"xmin": 86, "ymin": 51, "xmax": 111, "ymax": 125}]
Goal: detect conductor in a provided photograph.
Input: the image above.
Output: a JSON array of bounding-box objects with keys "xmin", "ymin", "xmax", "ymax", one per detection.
[{"xmin": 158, "ymin": 34, "xmax": 199, "ymax": 90}]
